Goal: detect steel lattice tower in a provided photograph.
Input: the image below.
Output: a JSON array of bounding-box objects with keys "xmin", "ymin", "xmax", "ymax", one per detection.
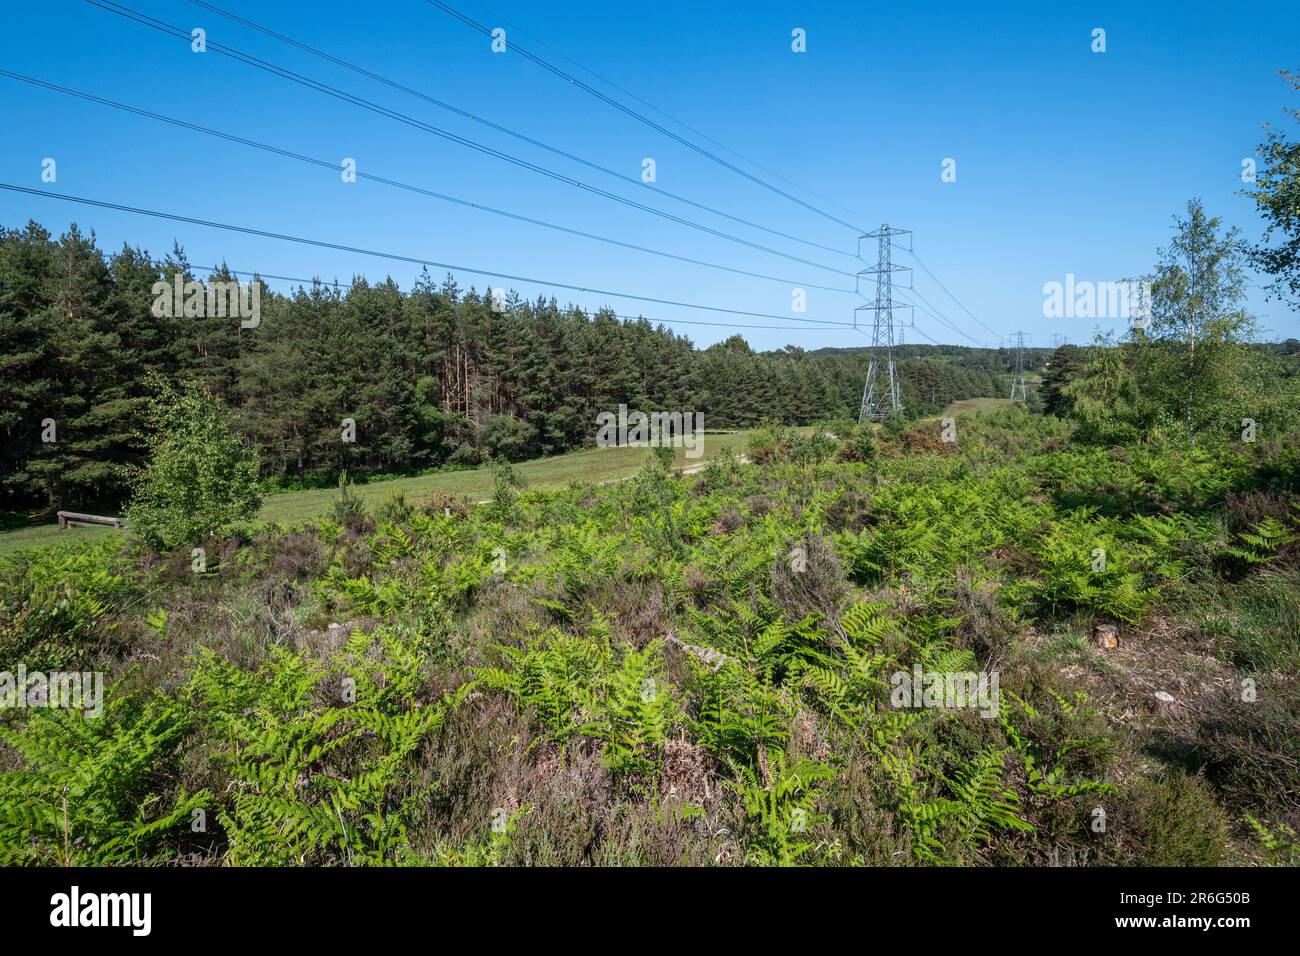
[
  {"xmin": 1009, "ymin": 330, "xmax": 1029, "ymax": 401},
  {"xmin": 856, "ymin": 225, "xmax": 912, "ymax": 422}
]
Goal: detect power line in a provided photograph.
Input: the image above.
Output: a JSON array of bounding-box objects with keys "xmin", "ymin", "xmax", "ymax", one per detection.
[
  {"xmin": 854, "ymin": 318, "xmax": 941, "ymax": 350},
  {"xmin": 902, "ymin": 322, "xmax": 942, "ymax": 347},
  {"xmin": 84, "ymin": 0, "xmax": 852, "ymax": 278},
  {"xmin": 603, "ymin": 316, "xmax": 845, "ymax": 332},
  {"xmin": 91, "ymin": 2, "xmax": 996, "ymax": 349},
  {"xmin": 0, "ymin": 69, "xmax": 853, "ymax": 294},
  {"xmin": 907, "ymin": 248, "xmax": 1001, "ymax": 340},
  {"xmin": 192, "ymin": 0, "xmax": 998, "ymax": 356},
  {"xmin": 893, "ymin": 285, "xmax": 991, "ymax": 348},
  {"xmin": 97, "ymin": 250, "xmax": 353, "ymax": 289},
  {"xmin": 93, "ymin": 250, "xmax": 836, "ymax": 332},
  {"xmin": 449, "ymin": 0, "xmax": 881, "ymax": 229},
  {"xmin": 424, "ymin": 2, "xmax": 1004, "ymax": 349},
  {"xmin": 185, "ymin": 0, "xmax": 856, "ymax": 261},
  {"xmin": 1, "ymin": 183, "xmax": 855, "ymax": 328},
  {"xmin": 845, "ymin": 271, "xmax": 972, "ymax": 349},
  {"xmin": 423, "ymin": 0, "xmax": 868, "ymax": 233}
]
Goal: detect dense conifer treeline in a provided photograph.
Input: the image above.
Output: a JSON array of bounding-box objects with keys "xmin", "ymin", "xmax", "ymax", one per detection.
[{"xmin": 1, "ymin": 221, "xmax": 1017, "ymax": 513}]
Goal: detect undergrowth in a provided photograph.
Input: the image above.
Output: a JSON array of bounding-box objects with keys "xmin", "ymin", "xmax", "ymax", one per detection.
[{"xmin": 0, "ymin": 411, "xmax": 1295, "ymax": 865}]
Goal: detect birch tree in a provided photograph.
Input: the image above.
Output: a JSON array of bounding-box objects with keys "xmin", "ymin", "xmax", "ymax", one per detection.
[{"xmin": 1138, "ymin": 200, "xmax": 1255, "ymax": 448}]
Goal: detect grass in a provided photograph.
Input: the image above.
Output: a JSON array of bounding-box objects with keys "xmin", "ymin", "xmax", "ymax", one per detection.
[
  {"xmin": 943, "ymin": 397, "xmax": 1015, "ymax": 417},
  {"xmin": 1176, "ymin": 566, "xmax": 1300, "ymax": 673},
  {"xmin": 0, "ymin": 429, "xmax": 762, "ymax": 557},
  {"xmin": 890, "ymin": 398, "xmax": 1013, "ymax": 430},
  {"xmin": 0, "ymin": 521, "xmax": 118, "ymax": 558}
]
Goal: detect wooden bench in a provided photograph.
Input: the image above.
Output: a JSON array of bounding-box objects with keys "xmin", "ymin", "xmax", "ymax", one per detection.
[{"xmin": 57, "ymin": 511, "xmax": 123, "ymax": 530}]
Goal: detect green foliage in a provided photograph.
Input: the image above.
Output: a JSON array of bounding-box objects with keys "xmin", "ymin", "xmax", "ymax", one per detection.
[
  {"xmin": 1138, "ymin": 199, "xmax": 1256, "ymax": 449},
  {"xmin": 372, "ymin": 491, "xmax": 415, "ymax": 526},
  {"xmin": 488, "ymin": 457, "xmax": 525, "ymax": 521},
  {"xmin": 999, "ymin": 691, "xmax": 1116, "ymax": 801},
  {"xmin": 1221, "ymin": 514, "xmax": 1297, "ymax": 568},
  {"xmin": 1040, "ymin": 344, "xmax": 1086, "ymax": 418},
  {"xmin": 1246, "ymin": 815, "xmax": 1300, "ymax": 866},
  {"xmin": 1065, "ymin": 202, "xmax": 1272, "ymax": 450},
  {"xmin": 330, "ymin": 471, "xmax": 367, "ymax": 526},
  {"xmin": 1, "ymin": 217, "xmax": 1021, "ymax": 511},
  {"xmin": 1244, "ymin": 70, "xmax": 1300, "ymax": 308},
  {"xmin": 836, "ymin": 467, "xmax": 1039, "ymax": 592},
  {"xmin": 125, "ymin": 378, "xmax": 262, "ymax": 551},
  {"xmin": 1177, "ymin": 567, "xmax": 1300, "ymax": 673},
  {"xmin": 479, "ymin": 413, "xmax": 537, "ymax": 462},
  {"xmin": 596, "ymin": 641, "xmax": 678, "ymax": 779},
  {"xmin": 1062, "ymin": 335, "xmax": 1152, "ymax": 446},
  {"xmin": 747, "ymin": 422, "xmax": 836, "ymax": 466},
  {"xmin": 902, "ymin": 746, "xmax": 1035, "ymax": 865},
  {"xmin": 190, "ymin": 629, "xmax": 469, "ymax": 865},
  {"xmin": 0, "ymin": 683, "xmax": 209, "ymax": 865},
  {"xmin": 835, "ymin": 423, "xmax": 878, "ymax": 463},
  {"xmin": 1114, "ymin": 774, "xmax": 1229, "ymax": 866},
  {"xmin": 0, "ymin": 538, "xmax": 134, "ymax": 670},
  {"xmin": 0, "ymin": 224, "xmax": 154, "ymax": 511},
  {"xmin": 1012, "ymin": 513, "xmax": 1155, "ymax": 623},
  {"xmin": 475, "ymin": 617, "xmax": 677, "ymax": 781},
  {"xmin": 693, "ymin": 658, "xmax": 799, "ymax": 770},
  {"xmin": 1, "ymin": 389, "xmax": 1294, "ymax": 868},
  {"xmin": 731, "ymin": 751, "xmax": 837, "ymax": 865},
  {"xmin": 432, "ymin": 805, "xmax": 533, "ymax": 867}
]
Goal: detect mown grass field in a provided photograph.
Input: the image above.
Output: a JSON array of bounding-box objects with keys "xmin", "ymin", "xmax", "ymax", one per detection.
[
  {"xmin": 0, "ymin": 429, "xmax": 764, "ymax": 557},
  {"xmin": 939, "ymin": 397, "xmax": 1013, "ymax": 417}
]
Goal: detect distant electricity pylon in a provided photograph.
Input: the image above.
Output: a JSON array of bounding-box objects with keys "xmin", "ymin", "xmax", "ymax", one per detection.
[
  {"xmin": 1009, "ymin": 331, "xmax": 1029, "ymax": 401},
  {"xmin": 1050, "ymin": 333, "xmax": 1067, "ymax": 348},
  {"xmin": 856, "ymin": 225, "xmax": 912, "ymax": 422}
]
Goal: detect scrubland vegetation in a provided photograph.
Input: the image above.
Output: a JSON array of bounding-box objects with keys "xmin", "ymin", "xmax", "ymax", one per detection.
[{"xmin": 1, "ymin": 402, "xmax": 1296, "ymax": 866}]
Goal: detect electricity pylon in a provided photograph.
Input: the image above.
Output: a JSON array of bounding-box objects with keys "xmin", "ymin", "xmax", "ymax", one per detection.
[
  {"xmin": 856, "ymin": 225, "xmax": 912, "ymax": 422},
  {"xmin": 1009, "ymin": 330, "xmax": 1029, "ymax": 401}
]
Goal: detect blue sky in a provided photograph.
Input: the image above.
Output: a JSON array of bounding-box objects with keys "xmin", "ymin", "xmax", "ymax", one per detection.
[{"xmin": 2, "ymin": 0, "xmax": 1298, "ymax": 349}]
